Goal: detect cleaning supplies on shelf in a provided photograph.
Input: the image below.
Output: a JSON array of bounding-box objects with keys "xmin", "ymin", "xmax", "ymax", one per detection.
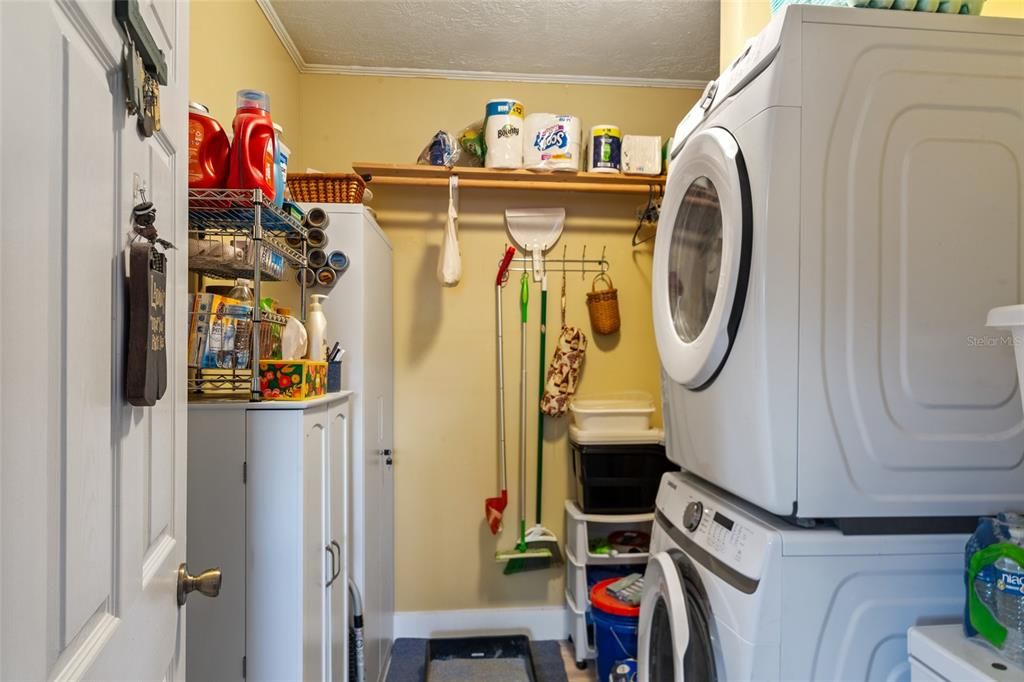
[
  {"xmin": 272, "ymin": 123, "xmax": 287, "ymax": 207},
  {"xmin": 622, "ymin": 135, "xmax": 663, "ymax": 176},
  {"xmin": 484, "ymin": 99, "xmax": 525, "ymax": 169},
  {"xmin": 524, "ymin": 114, "xmax": 582, "ymax": 171},
  {"xmin": 305, "ymin": 294, "xmax": 328, "ymax": 361},
  {"xmin": 227, "ymin": 89, "xmax": 276, "ymax": 198},
  {"xmin": 588, "ymin": 125, "xmax": 622, "ymax": 174},
  {"xmin": 279, "ymin": 307, "xmax": 308, "ymax": 360},
  {"xmin": 188, "ymin": 103, "xmax": 230, "ymax": 189}
]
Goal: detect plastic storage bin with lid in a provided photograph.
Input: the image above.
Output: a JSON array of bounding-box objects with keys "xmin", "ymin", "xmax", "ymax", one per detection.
[
  {"xmin": 590, "ymin": 577, "xmax": 639, "ymax": 682},
  {"xmin": 570, "ymin": 391, "xmax": 655, "ymax": 433}
]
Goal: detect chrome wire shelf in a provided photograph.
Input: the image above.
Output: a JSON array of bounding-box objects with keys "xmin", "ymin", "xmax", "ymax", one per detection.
[
  {"xmin": 187, "ymin": 188, "xmax": 308, "ymax": 237},
  {"xmin": 187, "ymin": 188, "xmax": 310, "ymax": 401}
]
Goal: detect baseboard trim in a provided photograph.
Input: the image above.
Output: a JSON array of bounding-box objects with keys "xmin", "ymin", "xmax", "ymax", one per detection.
[{"xmin": 394, "ymin": 606, "xmax": 569, "ymax": 641}]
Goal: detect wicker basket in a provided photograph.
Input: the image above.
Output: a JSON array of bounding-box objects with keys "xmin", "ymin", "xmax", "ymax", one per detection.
[
  {"xmin": 586, "ymin": 273, "xmax": 621, "ymax": 335},
  {"xmin": 287, "ymin": 173, "xmax": 366, "ymax": 204}
]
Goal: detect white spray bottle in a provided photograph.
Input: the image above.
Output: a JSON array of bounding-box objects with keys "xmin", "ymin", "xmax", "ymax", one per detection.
[{"xmin": 305, "ymin": 294, "xmax": 328, "ymax": 361}]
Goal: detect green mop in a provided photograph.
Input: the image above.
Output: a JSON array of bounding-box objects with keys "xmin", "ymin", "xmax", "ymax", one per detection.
[
  {"xmin": 497, "ymin": 273, "xmax": 552, "ymax": 573},
  {"xmin": 522, "ymin": 274, "xmax": 562, "ymax": 565}
]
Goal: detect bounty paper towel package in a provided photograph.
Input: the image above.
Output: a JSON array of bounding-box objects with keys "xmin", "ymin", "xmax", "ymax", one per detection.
[
  {"xmin": 524, "ymin": 114, "xmax": 582, "ymax": 171},
  {"xmin": 622, "ymin": 135, "xmax": 663, "ymax": 176},
  {"xmin": 484, "ymin": 98, "xmax": 525, "ymax": 169}
]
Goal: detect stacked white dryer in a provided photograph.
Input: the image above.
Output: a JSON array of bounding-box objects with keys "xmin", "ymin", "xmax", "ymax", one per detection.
[{"xmin": 641, "ymin": 5, "xmax": 1024, "ymax": 681}]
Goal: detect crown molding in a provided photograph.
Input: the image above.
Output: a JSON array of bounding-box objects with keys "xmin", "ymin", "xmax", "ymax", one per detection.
[{"xmin": 256, "ymin": 0, "xmax": 709, "ymax": 90}]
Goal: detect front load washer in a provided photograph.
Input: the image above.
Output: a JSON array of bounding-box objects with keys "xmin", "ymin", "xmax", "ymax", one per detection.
[
  {"xmin": 637, "ymin": 472, "xmax": 966, "ymax": 681},
  {"xmin": 652, "ymin": 5, "xmax": 1024, "ymax": 526}
]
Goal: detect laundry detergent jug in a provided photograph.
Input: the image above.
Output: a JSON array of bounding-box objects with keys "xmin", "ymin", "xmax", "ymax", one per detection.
[
  {"xmin": 227, "ymin": 89, "xmax": 276, "ymax": 199},
  {"xmin": 187, "ymin": 102, "xmax": 230, "ymax": 188}
]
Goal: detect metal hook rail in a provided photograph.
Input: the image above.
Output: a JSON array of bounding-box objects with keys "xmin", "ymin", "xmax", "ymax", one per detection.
[{"xmin": 499, "ymin": 243, "xmax": 609, "ymax": 282}]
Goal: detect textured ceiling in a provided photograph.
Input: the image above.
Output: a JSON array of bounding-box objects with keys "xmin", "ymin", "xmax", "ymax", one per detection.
[{"xmin": 264, "ymin": 0, "xmax": 720, "ymax": 87}]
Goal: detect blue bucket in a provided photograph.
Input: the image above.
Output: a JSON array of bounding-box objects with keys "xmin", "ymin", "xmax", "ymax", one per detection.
[{"xmin": 591, "ymin": 577, "xmax": 639, "ymax": 682}]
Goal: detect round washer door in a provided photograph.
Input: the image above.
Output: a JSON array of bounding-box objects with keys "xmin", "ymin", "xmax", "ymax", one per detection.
[
  {"xmin": 653, "ymin": 127, "xmax": 752, "ymax": 389},
  {"xmin": 638, "ymin": 551, "xmax": 718, "ymax": 682}
]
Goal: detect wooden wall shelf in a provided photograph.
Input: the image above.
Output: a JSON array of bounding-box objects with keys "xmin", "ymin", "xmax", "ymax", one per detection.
[{"xmin": 352, "ymin": 163, "xmax": 665, "ymax": 195}]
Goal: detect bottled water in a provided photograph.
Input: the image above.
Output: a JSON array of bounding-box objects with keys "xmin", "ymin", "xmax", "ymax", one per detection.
[{"xmin": 994, "ymin": 526, "xmax": 1024, "ymax": 666}]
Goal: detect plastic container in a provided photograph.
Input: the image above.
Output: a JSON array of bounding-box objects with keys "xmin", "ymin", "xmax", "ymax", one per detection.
[
  {"xmin": 188, "ymin": 103, "xmax": 230, "ymax": 188},
  {"xmin": 227, "ymin": 90, "xmax": 276, "ymax": 199},
  {"xmin": 590, "ymin": 577, "xmax": 639, "ymax": 682},
  {"xmin": 226, "ymin": 279, "xmax": 254, "ymax": 369},
  {"xmin": 566, "ymin": 554, "xmax": 635, "ymax": 611},
  {"xmin": 572, "ymin": 440, "xmax": 676, "ymax": 514},
  {"xmin": 570, "ymin": 392, "xmax": 655, "ymax": 432},
  {"xmin": 564, "ymin": 500, "xmax": 652, "ymax": 566},
  {"xmin": 272, "ymin": 123, "xmax": 286, "ymax": 207},
  {"xmin": 279, "ymin": 307, "xmax": 307, "ymax": 360},
  {"xmin": 305, "ymin": 294, "xmax": 327, "ymax": 361}
]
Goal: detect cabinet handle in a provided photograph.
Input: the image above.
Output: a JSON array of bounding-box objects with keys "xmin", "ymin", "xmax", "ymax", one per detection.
[
  {"xmin": 325, "ymin": 544, "xmax": 337, "ymax": 588},
  {"xmin": 330, "ymin": 540, "xmax": 342, "ymax": 584}
]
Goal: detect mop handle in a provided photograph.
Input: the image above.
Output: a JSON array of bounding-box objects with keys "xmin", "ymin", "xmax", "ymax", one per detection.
[
  {"xmin": 519, "ymin": 272, "xmax": 529, "ymax": 545},
  {"xmin": 535, "ymin": 277, "xmax": 547, "ymax": 524},
  {"xmin": 494, "ymin": 247, "xmax": 515, "ymax": 491}
]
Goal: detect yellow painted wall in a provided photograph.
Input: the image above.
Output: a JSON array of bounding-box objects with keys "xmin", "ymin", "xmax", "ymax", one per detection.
[
  {"xmin": 189, "ymin": 0, "xmax": 699, "ymax": 613},
  {"xmin": 296, "ymin": 75, "xmax": 700, "ymax": 610},
  {"xmin": 720, "ymin": 0, "xmax": 1024, "ymax": 69}
]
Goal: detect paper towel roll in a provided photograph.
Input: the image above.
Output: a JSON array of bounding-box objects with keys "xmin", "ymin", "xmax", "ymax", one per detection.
[
  {"xmin": 588, "ymin": 125, "xmax": 622, "ymax": 174},
  {"xmin": 484, "ymin": 98, "xmax": 525, "ymax": 169},
  {"xmin": 524, "ymin": 114, "xmax": 582, "ymax": 171}
]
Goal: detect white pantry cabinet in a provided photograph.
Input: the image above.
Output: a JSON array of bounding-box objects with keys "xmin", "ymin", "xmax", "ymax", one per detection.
[{"xmin": 186, "ymin": 393, "xmax": 352, "ymax": 681}]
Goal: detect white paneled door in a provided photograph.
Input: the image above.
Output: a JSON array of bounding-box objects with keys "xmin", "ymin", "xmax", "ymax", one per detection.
[{"xmin": 1, "ymin": 0, "xmax": 190, "ymax": 679}]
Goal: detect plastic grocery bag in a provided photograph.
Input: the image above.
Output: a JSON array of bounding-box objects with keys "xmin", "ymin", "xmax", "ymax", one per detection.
[{"xmin": 437, "ymin": 175, "xmax": 461, "ymax": 287}]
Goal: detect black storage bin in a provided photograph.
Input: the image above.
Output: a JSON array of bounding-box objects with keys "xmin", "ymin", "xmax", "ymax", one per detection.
[{"xmin": 571, "ymin": 440, "xmax": 678, "ymax": 514}]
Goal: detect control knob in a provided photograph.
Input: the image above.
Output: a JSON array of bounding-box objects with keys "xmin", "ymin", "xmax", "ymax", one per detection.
[{"xmin": 683, "ymin": 501, "xmax": 703, "ymax": 532}]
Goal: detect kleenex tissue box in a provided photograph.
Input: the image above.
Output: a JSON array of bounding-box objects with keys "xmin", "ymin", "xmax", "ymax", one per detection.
[{"xmin": 622, "ymin": 135, "xmax": 663, "ymax": 176}]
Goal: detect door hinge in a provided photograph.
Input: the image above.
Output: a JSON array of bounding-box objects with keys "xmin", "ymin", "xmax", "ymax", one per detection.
[
  {"xmin": 242, "ymin": 461, "xmax": 247, "ymax": 484},
  {"xmin": 242, "ymin": 655, "xmax": 246, "ymax": 678}
]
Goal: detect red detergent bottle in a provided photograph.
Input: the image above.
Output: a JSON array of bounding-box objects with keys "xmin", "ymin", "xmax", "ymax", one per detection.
[
  {"xmin": 227, "ymin": 90, "xmax": 276, "ymax": 199},
  {"xmin": 188, "ymin": 102, "xmax": 230, "ymax": 188}
]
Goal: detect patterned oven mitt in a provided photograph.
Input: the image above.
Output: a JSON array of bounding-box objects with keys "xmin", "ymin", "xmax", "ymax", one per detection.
[{"xmin": 540, "ymin": 325, "xmax": 587, "ymax": 416}]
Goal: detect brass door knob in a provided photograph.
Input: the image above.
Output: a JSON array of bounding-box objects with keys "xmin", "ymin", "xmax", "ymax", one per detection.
[{"xmin": 177, "ymin": 563, "xmax": 222, "ymax": 607}]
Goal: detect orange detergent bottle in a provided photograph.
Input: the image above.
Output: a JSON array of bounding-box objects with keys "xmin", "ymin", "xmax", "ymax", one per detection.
[
  {"xmin": 227, "ymin": 90, "xmax": 276, "ymax": 198},
  {"xmin": 187, "ymin": 103, "xmax": 230, "ymax": 188}
]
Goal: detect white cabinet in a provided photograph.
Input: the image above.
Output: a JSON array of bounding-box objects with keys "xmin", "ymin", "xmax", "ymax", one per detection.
[
  {"xmin": 187, "ymin": 393, "xmax": 351, "ymax": 681},
  {"xmin": 306, "ymin": 203, "xmax": 394, "ymax": 681}
]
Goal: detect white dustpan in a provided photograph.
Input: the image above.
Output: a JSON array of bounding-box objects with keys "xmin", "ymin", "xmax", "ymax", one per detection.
[
  {"xmin": 988, "ymin": 305, "xmax": 1024, "ymax": 397},
  {"xmin": 505, "ymin": 208, "xmax": 565, "ymax": 281}
]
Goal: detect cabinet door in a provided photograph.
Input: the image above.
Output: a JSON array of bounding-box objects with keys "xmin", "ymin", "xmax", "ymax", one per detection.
[
  {"xmin": 366, "ymin": 218, "xmax": 395, "ymax": 677},
  {"xmin": 328, "ymin": 399, "xmax": 351, "ymax": 681},
  {"xmin": 303, "ymin": 406, "xmax": 329, "ymax": 682}
]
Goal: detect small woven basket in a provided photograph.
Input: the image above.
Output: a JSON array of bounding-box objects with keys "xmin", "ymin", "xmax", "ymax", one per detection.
[
  {"xmin": 586, "ymin": 273, "xmax": 621, "ymax": 335},
  {"xmin": 287, "ymin": 173, "xmax": 366, "ymax": 204}
]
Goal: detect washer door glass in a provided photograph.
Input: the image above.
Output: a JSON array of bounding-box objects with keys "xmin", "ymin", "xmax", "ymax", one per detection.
[
  {"xmin": 653, "ymin": 127, "xmax": 751, "ymax": 390},
  {"xmin": 640, "ymin": 551, "xmax": 718, "ymax": 682},
  {"xmin": 670, "ymin": 176, "xmax": 723, "ymax": 343}
]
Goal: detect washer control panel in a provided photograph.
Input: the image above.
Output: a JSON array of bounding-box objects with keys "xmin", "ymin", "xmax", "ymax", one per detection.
[{"xmin": 656, "ymin": 474, "xmax": 773, "ymax": 582}]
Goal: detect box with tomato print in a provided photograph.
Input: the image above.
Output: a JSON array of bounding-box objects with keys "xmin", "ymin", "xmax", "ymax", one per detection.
[{"xmin": 258, "ymin": 360, "xmax": 328, "ymax": 400}]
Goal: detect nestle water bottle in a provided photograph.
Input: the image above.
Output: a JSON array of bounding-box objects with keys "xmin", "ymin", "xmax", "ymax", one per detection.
[{"xmin": 995, "ymin": 524, "xmax": 1024, "ymax": 665}]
